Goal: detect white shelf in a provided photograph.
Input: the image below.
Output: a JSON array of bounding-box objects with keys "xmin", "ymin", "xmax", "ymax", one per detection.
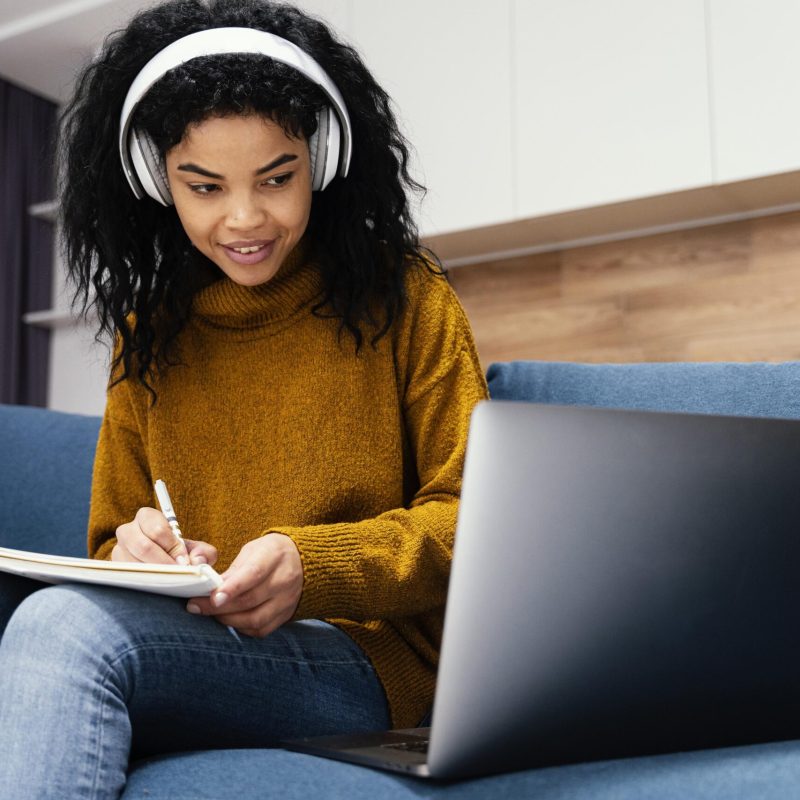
[
  {"xmin": 22, "ymin": 308, "xmax": 76, "ymax": 329},
  {"xmin": 27, "ymin": 200, "xmax": 58, "ymax": 222}
]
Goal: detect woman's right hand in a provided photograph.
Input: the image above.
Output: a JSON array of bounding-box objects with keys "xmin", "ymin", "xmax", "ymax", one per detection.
[{"xmin": 112, "ymin": 507, "xmax": 218, "ymax": 566}]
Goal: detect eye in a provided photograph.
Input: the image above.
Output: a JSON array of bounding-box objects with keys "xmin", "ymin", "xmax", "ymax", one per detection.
[
  {"xmin": 263, "ymin": 172, "xmax": 294, "ymax": 188},
  {"xmin": 189, "ymin": 183, "xmax": 220, "ymax": 195}
]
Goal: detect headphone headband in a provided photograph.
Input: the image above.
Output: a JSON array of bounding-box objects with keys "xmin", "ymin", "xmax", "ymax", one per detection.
[{"xmin": 118, "ymin": 27, "xmax": 353, "ymax": 200}]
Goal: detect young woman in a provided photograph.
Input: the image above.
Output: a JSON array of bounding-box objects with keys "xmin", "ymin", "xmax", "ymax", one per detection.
[{"xmin": 0, "ymin": 0, "xmax": 487, "ymax": 796}]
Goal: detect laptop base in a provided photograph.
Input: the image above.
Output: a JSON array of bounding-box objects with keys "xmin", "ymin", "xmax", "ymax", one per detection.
[{"xmin": 283, "ymin": 727, "xmax": 432, "ymax": 777}]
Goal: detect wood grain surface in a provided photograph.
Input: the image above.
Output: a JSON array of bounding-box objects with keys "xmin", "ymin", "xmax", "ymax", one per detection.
[{"xmin": 447, "ymin": 211, "xmax": 800, "ymax": 370}]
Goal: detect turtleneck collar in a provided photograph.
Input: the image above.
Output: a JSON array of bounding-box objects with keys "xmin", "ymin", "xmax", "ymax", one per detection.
[{"xmin": 191, "ymin": 238, "xmax": 322, "ymax": 330}]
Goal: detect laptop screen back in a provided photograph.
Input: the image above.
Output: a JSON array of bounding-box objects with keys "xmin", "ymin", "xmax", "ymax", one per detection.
[{"xmin": 428, "ymin": 402, "xmax": 800, "ymax": 777}]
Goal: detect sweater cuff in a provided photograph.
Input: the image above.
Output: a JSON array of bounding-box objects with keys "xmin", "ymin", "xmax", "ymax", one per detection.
[{"xmin": 268, "ymin": 522, "xmax": 367, "ymax": 620}]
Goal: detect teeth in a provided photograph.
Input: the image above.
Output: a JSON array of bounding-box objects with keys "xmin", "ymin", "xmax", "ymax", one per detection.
[{"xmin": 232, "ymin": 245, "xmax": 264, "ymax": 254}]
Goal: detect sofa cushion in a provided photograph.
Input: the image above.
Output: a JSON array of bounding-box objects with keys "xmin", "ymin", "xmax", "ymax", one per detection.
[
  {"xmin": 0, "ymin": 404, "xmax": 101, "ymax": 556},
  {"xmin": 487, "ymin": 361, "xmax": 800, "ymax": 419}
]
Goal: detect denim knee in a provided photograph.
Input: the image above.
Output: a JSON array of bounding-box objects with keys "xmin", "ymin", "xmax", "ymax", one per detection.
[
  {"xmin": 7, "ymin": 583, "xmax": 98, "ymax": 635},
  {"xmin": 1, "ymin": 584, "xmax": 130, "ymax": 678}
]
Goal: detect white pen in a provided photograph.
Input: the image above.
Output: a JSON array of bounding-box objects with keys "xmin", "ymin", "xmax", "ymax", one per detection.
[
  {"xmin": 154, "ymin": 479, "xmax": 241, "ymax": 643},
  {"xmin": 154, "ymin": 479, "xmax": 189, "ymax": 564}
]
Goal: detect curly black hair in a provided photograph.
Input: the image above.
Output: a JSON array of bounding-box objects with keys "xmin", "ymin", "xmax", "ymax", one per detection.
[{"xmin": 59, "ymin": 0, "xmax": 441, "ymax": 396}]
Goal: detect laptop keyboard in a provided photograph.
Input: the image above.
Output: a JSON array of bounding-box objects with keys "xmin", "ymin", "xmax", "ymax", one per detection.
[{"xmin": 380, "ymin": 738, "xmax": 429, "ymax": 754}]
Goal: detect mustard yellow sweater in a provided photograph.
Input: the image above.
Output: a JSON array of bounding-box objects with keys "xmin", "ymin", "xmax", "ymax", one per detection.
[{"xmin": 88, "ymin": 244, "xmax": 488, "ymax": 728}]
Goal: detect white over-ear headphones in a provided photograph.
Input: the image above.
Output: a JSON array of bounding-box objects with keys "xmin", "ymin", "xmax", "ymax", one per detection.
[{"xmin": 118, "ymin": 27, "xmax": 353, "ymax": 205}]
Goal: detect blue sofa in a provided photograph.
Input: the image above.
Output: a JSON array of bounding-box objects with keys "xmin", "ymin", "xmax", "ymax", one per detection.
[{"xmin": 3, "ymin": 360, "xmax": 800, "ymax": 799}]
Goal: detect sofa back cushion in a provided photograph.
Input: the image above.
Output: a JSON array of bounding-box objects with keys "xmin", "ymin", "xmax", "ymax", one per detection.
[
  {"xmin": 487, "ymin": 361, "xmax": 800, "ymax": 420},
  {"xmin": 0, "ymin": 404, "xmax": 101, "ymax": 556}
]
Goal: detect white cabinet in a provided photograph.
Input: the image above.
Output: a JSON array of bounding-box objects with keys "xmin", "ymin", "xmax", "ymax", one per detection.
[
  {"xmin": 349, "ymin": 0, "xmax": 515, "ymax": 236},
  {"xmin": 708, "ymin": 0, "xmax": 800, "ymax": 183},
  {"xmin": 514, "ymin": 0, "xmax": 712, "ymax": 219},
  {"xmin": 284, "ymin": 1, "xmax": 800, "ymax": 240},
  {"xmin": 294, "ymin": 0, "xmax": 351, "ymax": 35}
]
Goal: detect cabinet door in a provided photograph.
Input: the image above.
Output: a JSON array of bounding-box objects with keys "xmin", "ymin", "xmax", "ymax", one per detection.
[
  {"xmin": 709, "ymin": 0, "xmax": 800, "ymax": 183},
  {"xmin": 350, "ymin": 0, "xmax": 514, "ymax": 236},
  {"xmin": 514, "ymin": 0, "xmax": 712, "ymax": 218}
]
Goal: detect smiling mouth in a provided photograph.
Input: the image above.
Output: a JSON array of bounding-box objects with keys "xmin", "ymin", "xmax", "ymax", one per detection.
[
  {"xmin": 221, "ymin": 239, "xmax": 275, "ymax": 254},
  {"xmin": 219, "ymin": 239, "xmax": 277, "ymax": 266}
]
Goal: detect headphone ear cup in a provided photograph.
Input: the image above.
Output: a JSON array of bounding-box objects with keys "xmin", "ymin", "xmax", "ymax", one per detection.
[
  {"xmin": 308, "ymin": 109, "xmax": 326, "ymax": 191},
  {"xmin": 308, "ymin": 106, "xmax": 341, "ymax": 191},
  {"xmin": 129, "ymin": 128, "xmax": 173, "ymax": 206},
  {"xmin": 322, "ymin": 109, "xmax": 342, "ymax": 189}
]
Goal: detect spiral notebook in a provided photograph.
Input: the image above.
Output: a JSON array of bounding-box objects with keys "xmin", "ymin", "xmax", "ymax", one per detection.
[{"xmin": 0, "ymin": 545, "xmax": 222, "ymax": 598}]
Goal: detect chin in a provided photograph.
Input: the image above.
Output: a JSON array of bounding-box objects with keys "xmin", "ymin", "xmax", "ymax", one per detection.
[{"xmin": 217, "ymin": 262, "xmax": 282, "ymax": 287}]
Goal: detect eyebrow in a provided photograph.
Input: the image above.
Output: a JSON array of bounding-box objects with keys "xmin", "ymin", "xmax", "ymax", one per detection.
[{"xmin": 176, "ymin": 153, "xmax": 298, "ymax": 180}]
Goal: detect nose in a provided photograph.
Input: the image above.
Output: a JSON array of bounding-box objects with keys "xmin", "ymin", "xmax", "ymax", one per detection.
[{"xmin": 225, "ymin": 191, "xmax": 267, "ymax": 231}]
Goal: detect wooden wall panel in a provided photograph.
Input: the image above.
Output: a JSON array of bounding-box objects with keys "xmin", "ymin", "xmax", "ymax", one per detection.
[{"xmin": 447, "ymin": 211, "xmax": 800, "ymax": 370}]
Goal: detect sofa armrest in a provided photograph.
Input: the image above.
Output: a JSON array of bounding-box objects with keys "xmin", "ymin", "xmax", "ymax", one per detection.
[{"xmin": 0, "ymin": 404, "xmax": 102, "ymax": 556}]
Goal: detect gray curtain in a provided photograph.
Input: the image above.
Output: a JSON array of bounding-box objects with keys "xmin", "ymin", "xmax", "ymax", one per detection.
[{"xmin": 0, "ymin": 78, "xmax": 57, "ymax": 407}]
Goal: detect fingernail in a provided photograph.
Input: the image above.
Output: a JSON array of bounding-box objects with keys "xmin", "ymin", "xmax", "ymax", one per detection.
[
  {"xmin": 212, "ymin": 592, "xmax": 229, "ymax": 608},
  {"xmin": 176, "ymin": 555, "xmax": 189, "ymax": 566},
  {"xmin": 186, "ymin": 603, "xmax": 201, "ymax": 614},
  {"xmin": 191, "ymin": 555, "xmax": 207, "ymax": 565}
]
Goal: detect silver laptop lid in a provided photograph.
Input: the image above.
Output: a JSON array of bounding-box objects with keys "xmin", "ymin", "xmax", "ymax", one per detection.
[{"xmin": 428, "ymin": 401, "xmax": 800, "ymax": 777}]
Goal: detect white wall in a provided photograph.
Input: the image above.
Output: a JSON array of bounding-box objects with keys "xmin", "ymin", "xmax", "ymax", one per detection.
[
  {"xmin": 47, "ymin": 319, "xmax": 109, "ymax": 417},
  {"xmin": 40, "ymin": 237, "xmax": 109, "ymax": 416}
]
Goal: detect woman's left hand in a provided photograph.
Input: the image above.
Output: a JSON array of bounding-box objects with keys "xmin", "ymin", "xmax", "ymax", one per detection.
[{"xmin": 186, "ymin": 533, "xmax": 303, "ymax": 637}]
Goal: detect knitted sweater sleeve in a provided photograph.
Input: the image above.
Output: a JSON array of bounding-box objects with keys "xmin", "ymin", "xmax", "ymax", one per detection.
[{"xmin": 274, "ymin": 270, "xmax": 489, "ymax": 621}]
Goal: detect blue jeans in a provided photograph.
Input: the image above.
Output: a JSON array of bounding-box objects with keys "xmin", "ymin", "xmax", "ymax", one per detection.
[{"xmin": 0, "ymin": 575, "xmax": 390, "ymax": 800}]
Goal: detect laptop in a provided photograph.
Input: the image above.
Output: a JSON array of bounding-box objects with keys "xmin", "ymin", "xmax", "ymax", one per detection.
[{"xmin": 284, "ymin": 401, "xmax": 800, "ymax": 778}]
